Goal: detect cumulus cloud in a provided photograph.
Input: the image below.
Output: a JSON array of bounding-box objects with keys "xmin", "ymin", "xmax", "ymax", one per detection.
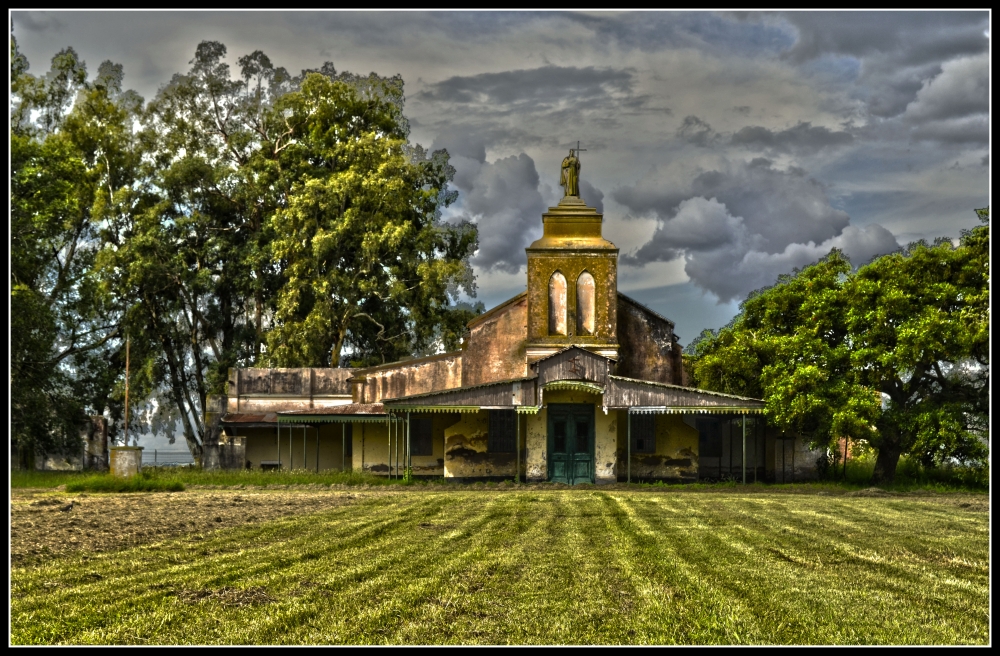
[
  {"xmin": 618, "ymin": 160, "xmax": 899, "ymax": 301},
  {"xmin": 903, "ymin": 53, "xmax": 989, "ymax": 122},
  {"xmin": 682, "ymin": 221, "xmax": 899, "ymax": 301},
  {"xmin": 731, "ymin": 121, "xmax": 853, "ymax": 154}
]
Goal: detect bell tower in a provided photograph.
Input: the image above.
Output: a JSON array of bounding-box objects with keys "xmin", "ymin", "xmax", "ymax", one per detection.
[{"xmin": 525, "ymin": 161, "xmax": 619, "ymax": 364}]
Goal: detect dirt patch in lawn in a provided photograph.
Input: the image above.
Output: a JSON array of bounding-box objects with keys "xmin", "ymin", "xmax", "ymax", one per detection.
[
  {"xmin": 10, "ymin": 490, "xmax": 365, "ymax": 567},
  {"xmin": 174, "ymin": 586, "xmax": 274, "ymax": 607}
]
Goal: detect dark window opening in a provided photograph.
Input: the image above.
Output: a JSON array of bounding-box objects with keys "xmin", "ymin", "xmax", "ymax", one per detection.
[
  {"xmin": 553, "ymin": 421, "xmax": 566, "ymax": 453},
  {"xmin": 696, "ymin": 417, "xmax": 723, "ymax": 458},
  {"xmin": 630, "ymin": 414, "xmax": 656, "ymax": 453},
  {"xmin": 489, "ymin": 410, "xmax": 517, "ymax": 453},
  {"xmin": 411, "ymin": 417, "xmax": 433, "ymax": 456}
]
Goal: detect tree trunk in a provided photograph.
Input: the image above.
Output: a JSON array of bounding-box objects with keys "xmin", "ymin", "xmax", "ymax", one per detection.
[{"xmin": 871, "ymin": 443, "xmax": 902, "ymax": 485}]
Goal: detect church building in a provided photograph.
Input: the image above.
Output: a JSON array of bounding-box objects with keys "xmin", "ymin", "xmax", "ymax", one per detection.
[{"xmin": 213, "ymin": 152, "xmax": 821, "ymax": 483}]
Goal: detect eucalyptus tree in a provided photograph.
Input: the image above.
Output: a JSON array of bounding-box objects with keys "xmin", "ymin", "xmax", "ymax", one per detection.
[
  {"xmin": 262, "ymin": 73, "xmax": 478, "ymax": 367},
  {"xmin": 10, "ymin": 37, "xmax": 147, "ymax": 461}
]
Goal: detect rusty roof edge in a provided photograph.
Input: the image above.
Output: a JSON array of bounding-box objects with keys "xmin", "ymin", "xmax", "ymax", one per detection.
[
  {"xmin": 349, "ymin": 350, "xmax": 464, "ymax": 376},
  {"xmin": 278, "ymin": 403, "xmax": 385, "ymax": 416},
  {"xmin": 465, "ymin": 290, "xmax": 527, "ymax": 329},
  {"xmin": 608, "ymin": 375, "xmax": 764, "ymax": 404},
  {"xmin": 382, "ymin": 376, "xmax": 536, "ymax": 404},
  {"xmin": 529, "ymin": 344, "xmax": 618, "ymax": 368},
  {"xmin": 617, "ymin": 292, "xmax": 677, "ymax": 332}
]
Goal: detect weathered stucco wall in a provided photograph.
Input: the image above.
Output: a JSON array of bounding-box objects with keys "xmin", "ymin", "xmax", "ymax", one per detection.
[
  {"xmin": 242, "ymin": 426, "xmax": 345, "ymax": 471},
  {"xmin": 525, "ymin": 409, "xmax": 547, "ymax": 482},
  {"xmin": 617, "ymin": 413, "xmax": 699, "ymax": 481},
  {"xmin": 615, "ymin": 295, "xmax": 681, "ymax": 385},
  {"xmin": 110, "ymin": 447, "xmax": 143, "ymax": 478},
  {"xmin": 351, "ymin": 418, "xmax": 448, "ymax": 476},
  {"xmin": 356, "ymin": 354, "xmax": 463, "ymax": 403},
  {"xmin": 526, "ymin": 252, "xmax": 619, "ymax": 356},
  {"xmin": 443, "ymin": 412, "xmax": 515, "ymax": 479},
  {"xmin": 462, "ymin": 295, "xmax": 529, "ymax": 387},
  {"xmin": 353, "ymin": 422, "xmax": 386, "ymax": 474},
  {"xmin": 227, "ymin": 368, "xmax": 354, "ymax": 413}
]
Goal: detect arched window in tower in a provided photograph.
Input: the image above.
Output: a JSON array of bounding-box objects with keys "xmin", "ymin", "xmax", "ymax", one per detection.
[
  {"xmin": 548, "ymin": 272, "xmax": 568, "ymax": 336},
  {"xmin": 577, "ymin": 271, "xmax": 596, "ymax": 336}
]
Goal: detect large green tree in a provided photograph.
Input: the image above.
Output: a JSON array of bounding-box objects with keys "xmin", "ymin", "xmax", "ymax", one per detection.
[
  {"xmin": 10, "ymin": 38, "xmax": 147, "ymax": 461},
  {"xmin": 263, "ymin": 73, "xmax": 477, "ymax": 367},
  {"xmin": 690, "ymin": 211, "xmax": 989, "ymax": 483},
  {"xmin": 12, "ymin": 36, "xmax": 479, "ymax": 462}
]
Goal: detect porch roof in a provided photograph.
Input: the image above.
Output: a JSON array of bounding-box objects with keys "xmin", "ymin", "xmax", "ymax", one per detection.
[
  {"xmin": 276, "ymin": 403, "xmax": 389, "ymax": 423},
  {"xmin": 375, "ymin": 373, "xmax": 764, "ymax": 414}
]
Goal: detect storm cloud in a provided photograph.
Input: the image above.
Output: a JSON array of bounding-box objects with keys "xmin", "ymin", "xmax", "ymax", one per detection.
[
  {"xmin": 438, "ymin": 151, "xmax": 547, "ymax": 274},
  {"xmin": 10, "ymin": 10, "xmax": 987, "ymax": 338},
  {"xmin": 619, "ymin": 160, "xmax": 900, "ymax": 301},
  {"xmin": 731, "ymin": 122, "xmax": 853, "ymax": 154},
  {"xmin": 418, "ymin": 65, "xmax": 634, "ymax": 110}
]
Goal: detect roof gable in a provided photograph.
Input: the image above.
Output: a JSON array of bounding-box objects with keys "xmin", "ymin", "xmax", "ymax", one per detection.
[{"xmin": 531, "ymin": 345, "xmax": 613, "ymax": 388}]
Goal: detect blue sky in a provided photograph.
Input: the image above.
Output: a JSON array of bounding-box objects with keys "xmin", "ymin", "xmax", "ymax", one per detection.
[{"xmin": 12, "ymin": 10, "xmax": 990, "ymax": 347}]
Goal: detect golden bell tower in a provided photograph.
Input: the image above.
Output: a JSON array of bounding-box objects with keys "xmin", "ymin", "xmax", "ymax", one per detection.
[{"xmin": 524, "ymin": 184, "xmax": 619, "ymax": 363}]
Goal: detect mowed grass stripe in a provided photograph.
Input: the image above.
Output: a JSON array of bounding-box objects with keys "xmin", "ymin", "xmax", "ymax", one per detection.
[
  {"xmin": 10, "ymin": 491, "xmax": 988, "ymax": 645},
  {"xmin": 626, "ymin": 494, "xmax": 987, "ymax": 644}
]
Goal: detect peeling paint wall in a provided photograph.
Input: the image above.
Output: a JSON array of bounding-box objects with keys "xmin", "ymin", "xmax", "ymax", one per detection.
[
  {"xmin": 462, "ymin": 296, "xmax": 529, "ymax": 387},
  {"xmin": 615, "ymin": 296, "xmax": 681, "ymax": 385},
  {"xmin": 617, "ymin": 413, "xmax": 699, "ymax": 481},
  {"xmin": 227, "ymin": 368, "xmax": 355, "ymax": 413},
  {"xmin": 525, "ymin": 410, "xmax": 547, "ymax": 482},
  {"xmin": 443, "ymin": 412, "xmax": 517, "ymax": 478},
  {"xmin": 356, "ymin": 354, "xmax": 463, "ymax": 403}
]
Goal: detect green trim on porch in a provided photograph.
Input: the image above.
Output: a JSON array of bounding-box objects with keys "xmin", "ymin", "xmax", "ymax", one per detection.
[
  {"xmin": 385, "ymin": 405, "xmax": 481, "ymax": 414},
  {"xmin": 543, "ymin": 381, "xmax": 604, "ymax": 394}
]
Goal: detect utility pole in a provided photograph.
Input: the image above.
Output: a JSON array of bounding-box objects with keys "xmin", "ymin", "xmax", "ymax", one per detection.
[{"xmin": 124, "ymin": 335, "xmax": 131, "ymax": 446}]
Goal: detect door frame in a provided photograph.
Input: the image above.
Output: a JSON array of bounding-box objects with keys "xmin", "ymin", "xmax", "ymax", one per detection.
[{"xmin": 546, "ymin": 403, "xmax": 595, "ymax": 484}]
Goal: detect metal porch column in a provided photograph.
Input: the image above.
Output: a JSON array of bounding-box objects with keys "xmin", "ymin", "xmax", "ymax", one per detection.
[
  {"xmin": 742, "ymin": 414, "xmax": 746, "ymax": 484},
  {"xmin": 405, "ymin": 412, "xmax": 412, "ymax": 482},
  {"xmin": 515, "ymin": 413, "xmax": 520, "ymax": 484},
  {"xmin": 627, "ymin": 409, "xmax": 632, "ymax": 484}
]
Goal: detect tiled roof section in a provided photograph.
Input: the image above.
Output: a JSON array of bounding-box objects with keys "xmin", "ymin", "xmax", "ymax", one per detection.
[
  {"xmin": 279, "ymin": 403, "xmax": 385, "ymax": 416},
  {"xmin": 221, "ymin": 412, "xmax": 278, "ymax": 423}
]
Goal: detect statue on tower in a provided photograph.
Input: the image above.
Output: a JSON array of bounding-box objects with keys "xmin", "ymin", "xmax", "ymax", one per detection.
[{"xmin": 559, "ymin": 149, "xmax": 580, "ymax": 198}]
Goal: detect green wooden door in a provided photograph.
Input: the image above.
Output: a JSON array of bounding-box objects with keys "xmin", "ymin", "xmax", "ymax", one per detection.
[{"xmin": 547, "ymin": 404, "xmax": 594, "ymax": 484}]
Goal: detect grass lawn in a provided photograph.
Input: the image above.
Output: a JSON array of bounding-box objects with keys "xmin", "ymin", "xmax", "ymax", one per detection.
[{"xmin": 10, "ymin": 487, "xmax": 988, "ymax": 645}]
